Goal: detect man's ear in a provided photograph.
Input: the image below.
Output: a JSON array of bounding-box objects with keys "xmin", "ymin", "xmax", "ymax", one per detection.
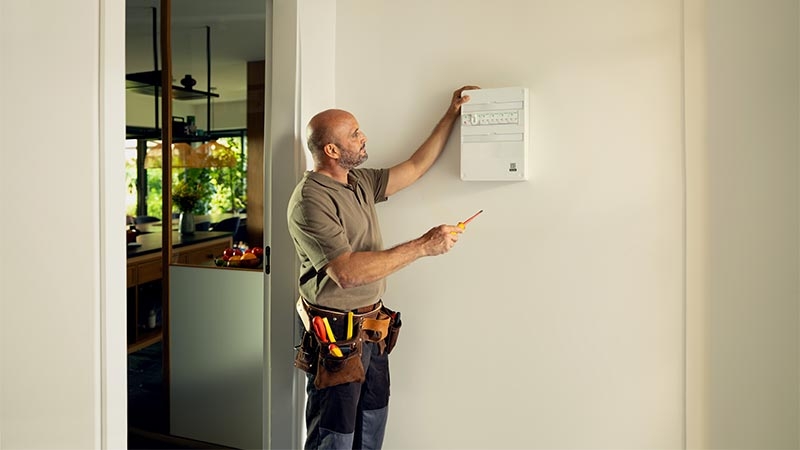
[{"xmin": 323, "ymin": 143, "xmax": 339, "ymax": 160}]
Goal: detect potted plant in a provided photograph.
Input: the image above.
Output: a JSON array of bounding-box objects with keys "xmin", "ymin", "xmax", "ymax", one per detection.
[{"xmin": 172, "ymin": 180, "xmax": 206, "ymax": 234}]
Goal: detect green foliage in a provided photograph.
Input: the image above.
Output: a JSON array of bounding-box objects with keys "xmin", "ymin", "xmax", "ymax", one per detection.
[
  {"xmin": 172, "ymin": 178, "xmax": 208, "ymax": 212},
  {"xmin": 125, "ymin": 135, "xmax": 247, "ymax": 220},
  {"xmin": 146, "ymin": 171, "xmax": 163, "ymax": 217},
  {"xmin": 206, "ymin": 137, "xmax": 247, "ymax": 214}
]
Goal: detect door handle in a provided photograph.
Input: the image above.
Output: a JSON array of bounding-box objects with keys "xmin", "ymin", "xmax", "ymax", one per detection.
[{"xmin": 263, "ymin": 246, "xmax": 271, "ymax": 275}]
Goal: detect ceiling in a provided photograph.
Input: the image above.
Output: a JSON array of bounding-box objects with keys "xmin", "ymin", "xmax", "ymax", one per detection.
[{"xmin": 126, "ymin": 0, "xmax": 267, "ymax": 103}]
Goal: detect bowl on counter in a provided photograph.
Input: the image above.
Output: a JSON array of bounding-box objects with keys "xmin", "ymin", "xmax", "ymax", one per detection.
[{"xmin": 214, "ymin": 254, "xmax": 262, "ymax": 268}]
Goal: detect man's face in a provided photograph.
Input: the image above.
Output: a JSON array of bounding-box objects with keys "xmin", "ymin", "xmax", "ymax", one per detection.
[{"xmin": 332, "ymin": 114, "xmax": 368, "ymax": 170}]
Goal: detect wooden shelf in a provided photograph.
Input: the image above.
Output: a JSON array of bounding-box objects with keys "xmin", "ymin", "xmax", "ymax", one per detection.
[
  {"xmin": 125, "ymin": 126, "xmax": 215, "ymax": 142},
  {"xmin": 128, "ymin": 327, "xmax": 163, "ymax": 354}
]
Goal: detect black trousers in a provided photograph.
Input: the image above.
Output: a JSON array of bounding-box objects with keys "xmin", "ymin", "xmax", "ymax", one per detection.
[{"xmin": 304, "ymin": 341, "xmax": 390, "ymax": 450}]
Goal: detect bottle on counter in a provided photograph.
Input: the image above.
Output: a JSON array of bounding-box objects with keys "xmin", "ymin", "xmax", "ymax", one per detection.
[
  {"xmin": 147, "ymin": 309, "xmax": 157, "ymax": 329},
  {"xmin": 127, "ymin": 224, "xmax": 138, "ymax": 244}
]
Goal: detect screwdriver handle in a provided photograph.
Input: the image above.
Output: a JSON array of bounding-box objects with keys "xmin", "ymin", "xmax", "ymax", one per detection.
[{"xmin": 451, "ymin": 210, "xmax": 482, "ymax": 235}]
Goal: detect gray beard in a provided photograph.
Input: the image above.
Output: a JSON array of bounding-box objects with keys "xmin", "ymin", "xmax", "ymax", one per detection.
[{"xmin": 338, "ymin": 151, "xmax": 368, "ymax": 170}]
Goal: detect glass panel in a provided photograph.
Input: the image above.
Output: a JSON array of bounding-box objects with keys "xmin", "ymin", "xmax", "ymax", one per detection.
[{"xmin": 126, "ymin": 1, "xmax": 266, "ymax": 444}]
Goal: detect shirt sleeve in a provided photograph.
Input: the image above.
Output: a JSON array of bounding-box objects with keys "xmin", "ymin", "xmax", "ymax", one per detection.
[
  {"xmin": 354, "ymin": 168, "xmax": 390, "ymax": 204},
  {"xmin": 288, "ymin": 194, "xmax": 351, "ymax": 271}
]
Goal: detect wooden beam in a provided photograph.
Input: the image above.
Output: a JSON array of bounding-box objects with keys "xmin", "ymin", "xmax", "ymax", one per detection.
[
  {"xmin": 246, "ymin": 60, "xmax": 265, "ymax": 248},
  {"xmin": 159, "ymin": 0, "xmax": 173, "ymax": 422}
]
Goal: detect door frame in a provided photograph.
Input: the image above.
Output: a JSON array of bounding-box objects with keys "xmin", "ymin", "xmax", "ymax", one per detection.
[
  {"xmin": 101, "ymin": 0, "xmax": 305, "ymax": 447},
  {"xmin": 99, "ymin": 0, "xmax": 128, "ymax": 447},
  {"xmin": 264, "ymin": 1, "xmax": 307, "ymax": 447}
]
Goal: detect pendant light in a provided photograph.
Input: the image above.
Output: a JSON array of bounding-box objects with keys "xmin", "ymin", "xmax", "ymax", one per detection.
[{"xmin": 144, "ymin": 140, "xmax": 236, "ymax": 169}]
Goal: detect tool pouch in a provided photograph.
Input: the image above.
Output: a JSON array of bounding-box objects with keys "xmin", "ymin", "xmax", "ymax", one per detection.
[
  {"xmin": 314, "ymin": 338, "xmax": 365, "ymax": 389},
  {"xmin": 380, "ymin": 305, "xmax": 402, "ymax": 355},
  {"xmin": 293, "ymin": 330, "xmax": 318, "ymax": 374},
  {"xmin": 294, "ymin": 299, "xmax": 400, "ymax": 388}
]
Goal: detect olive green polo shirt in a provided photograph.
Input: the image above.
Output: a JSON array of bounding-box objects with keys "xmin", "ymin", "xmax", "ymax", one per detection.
[{"xmin": 287, "ymin": 168, "xmax": 390, "ymax": 310}]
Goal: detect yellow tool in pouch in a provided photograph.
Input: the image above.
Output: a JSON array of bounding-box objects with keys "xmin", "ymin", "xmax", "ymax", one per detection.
[
  {"xmin": 346, "ymin": 311, "xmax": 354, "ymax": 340},
  {"xmin": 322, "ymin": 317, "xmax": 336, "ymax": 343},
  {"xmin": 329, "ymin": 344, "xmax": 343, "ymax": 357}
]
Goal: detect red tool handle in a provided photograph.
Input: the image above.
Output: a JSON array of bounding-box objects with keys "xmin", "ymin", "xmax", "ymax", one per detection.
[{"xmin": 312, "ymin": 316, "xmax": 328, "ymax": 343}]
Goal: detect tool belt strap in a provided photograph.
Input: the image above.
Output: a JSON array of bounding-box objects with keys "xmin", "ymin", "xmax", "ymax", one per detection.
[
  {"xmin": 302, "ymin": 298, "xmax": 382, "ymax": 320},
  {"xmin": 301, "ymin": 298, "xmax": 390, "ymax": 342}
]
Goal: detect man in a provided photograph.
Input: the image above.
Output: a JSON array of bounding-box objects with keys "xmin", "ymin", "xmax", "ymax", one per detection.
[{"xmin": 287, "ymin": 85, "xmax": 478, "ymax": 449}]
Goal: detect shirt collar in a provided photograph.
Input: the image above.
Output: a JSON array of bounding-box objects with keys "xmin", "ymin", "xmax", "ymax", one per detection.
[{"xmin": 306, "ymin": 170, "xmax": 360, "ymax": 190}]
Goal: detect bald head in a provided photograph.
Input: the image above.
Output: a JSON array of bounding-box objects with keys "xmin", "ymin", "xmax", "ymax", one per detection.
[{"xmin": 306, "ymin": 109, "xmax": 355, "ymax": 162}]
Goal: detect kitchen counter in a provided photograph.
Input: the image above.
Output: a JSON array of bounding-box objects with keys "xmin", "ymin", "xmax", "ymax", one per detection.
[
  {"xmin": 126, "ymin": 230, "xmax": 234, "ymax": 353},
  {"xmin": 133, "ymin": 213, "xmax": 246, "ymax": 234}
]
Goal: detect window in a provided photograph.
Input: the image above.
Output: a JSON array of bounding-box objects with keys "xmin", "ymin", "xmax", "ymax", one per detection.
[{"xmin": 125, "ymin": 132, "xmax": 247, "ymax": 220}]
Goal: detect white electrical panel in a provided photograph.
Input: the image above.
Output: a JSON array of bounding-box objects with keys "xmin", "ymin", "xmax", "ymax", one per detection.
[{"xmin": 460, "ymin": 87, "xmax": 529, "ymax": 181}]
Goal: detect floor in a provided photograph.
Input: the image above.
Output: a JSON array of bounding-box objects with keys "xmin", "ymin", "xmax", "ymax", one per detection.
[
  {"xmin": 128, "ymin": 342, "xmax": 168, "ymax": 435},
  {"xmin": 128, "ymin": 343, "xmax": 232, "ymax": 449},
  {"xmin": 129, "ymin": 429, "xmax": 232, "ymax": 450}
]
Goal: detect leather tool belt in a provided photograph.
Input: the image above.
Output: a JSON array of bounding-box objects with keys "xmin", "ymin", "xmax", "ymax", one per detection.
[{"xmin": 294, "ymin": 298, "xmax": 402, "ymax": 389}]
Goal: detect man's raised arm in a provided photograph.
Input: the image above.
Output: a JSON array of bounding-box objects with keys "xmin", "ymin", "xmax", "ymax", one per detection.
[{"xmin": 385, "ymin": 85, "xmax": 480, "ymax": 197}]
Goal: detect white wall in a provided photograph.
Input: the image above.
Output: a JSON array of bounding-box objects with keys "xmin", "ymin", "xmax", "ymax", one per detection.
[
  {"xmin": 1, "ymin": 1, "xmax": 798, "ymax": 448},
  {"xmin": 705, "ymin": 0, "xmax": 799, "ymax": 448},
  {"xmin": 684, "ymin": 0, "xmax": 710, "ymax": 447},
  {"xmin": 334, "ymin": 1, "xmax": 684, "ymax": 448},
  {"xmin": 0, "ymin": 0, "xmax": 127, "ymax": 448}
]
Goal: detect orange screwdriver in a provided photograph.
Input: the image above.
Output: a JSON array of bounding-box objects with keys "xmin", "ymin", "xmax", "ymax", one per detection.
[{"xmin": 452, "ymin": 210, "xmax": 483, "ymax": 234}]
